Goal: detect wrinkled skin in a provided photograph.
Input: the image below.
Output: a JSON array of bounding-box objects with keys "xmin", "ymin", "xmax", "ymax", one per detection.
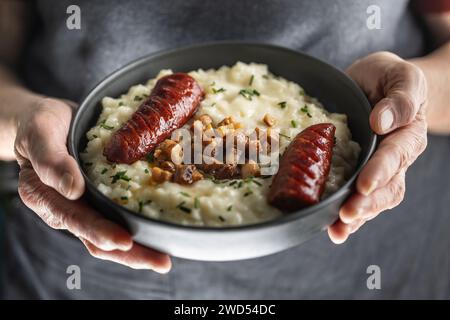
[
  {"xmin": 14, "ymin": 98, "xmax": 171, "ymax": 272},
  {"xmin": 328, "ymin": 52, "xmax": 428, "ymax": 243}
]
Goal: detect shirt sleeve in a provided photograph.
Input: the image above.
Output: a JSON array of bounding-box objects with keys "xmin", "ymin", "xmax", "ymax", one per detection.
[{"xmin": 414, "ymin": 0, "xmax": 450, "ymax": 13}]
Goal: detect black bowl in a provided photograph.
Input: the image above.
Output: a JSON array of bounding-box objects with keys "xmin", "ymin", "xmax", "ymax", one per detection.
[{"xmin": 69, "ymin": 42, "xmax": 376, "ymax": 261}]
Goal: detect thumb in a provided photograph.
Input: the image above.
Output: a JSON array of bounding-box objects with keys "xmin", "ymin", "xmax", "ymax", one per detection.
[
  {"xmin": 16, "ymin": 98, "xmax": 85, "ymax": 200},
  {"xmin": 370, "ymin": 64, "xmax": 427, "ymax": 135},
  {"xmin": 370, "ymin": 93, "xmax": 419, "ymax": 135}
]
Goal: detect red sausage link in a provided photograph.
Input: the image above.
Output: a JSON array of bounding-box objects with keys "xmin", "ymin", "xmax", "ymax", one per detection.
[
  {"xmin": 104, "ymin": 73, "xmax": 204, "ymax": 164},
  {"xmin": 268, "ymin": 123, "xmax": 336, "ymax": 212}
]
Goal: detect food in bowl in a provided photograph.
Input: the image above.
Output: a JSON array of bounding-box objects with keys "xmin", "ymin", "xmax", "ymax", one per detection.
[{"xmin": 80, "ymin": 62, "xmax": 361, "ymax": 227}]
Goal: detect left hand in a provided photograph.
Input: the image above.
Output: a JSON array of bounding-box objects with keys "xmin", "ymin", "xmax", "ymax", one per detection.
[{"xmin": 328, "ymin": 51, "xmax": 428, "ymax": 243}]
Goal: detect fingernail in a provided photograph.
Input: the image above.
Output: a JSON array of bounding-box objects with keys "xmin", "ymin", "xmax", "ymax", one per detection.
[
  {"xmin": 116, "ymin": 241, "xmax": 133, "ymax": 252},
  {"xmin": 340, "ymin": 207, "xmax": 363, "ymax": 224},
  {"xmin": 59, "ymin": 172, "xmax": 74, "ymax": 198},
  {"xmin": 362, "ymin": 179, "xmax": 378, "ymax": 196},
  {"xmin": 380, "ymin": 108, "xmax": 394, "ymax": 132}
]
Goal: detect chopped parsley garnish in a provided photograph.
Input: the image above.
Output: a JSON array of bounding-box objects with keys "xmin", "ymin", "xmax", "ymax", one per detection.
[
  {"xmin": 299, "ymin": 88, "xmax": 305, "ymax": 96},
  {"xmin": 121, "ymin": 196, "xmax": 128, "ymax": 201},
  {"xmin": 212, "ymin": 87, "xmax": 226, "ymax": 94},
  {"xmin": 144, "ymin": 169, "xmax": 149, "ymax": 174},
  {"xmin": 243, "ymin": 176, "xmax": 262, "ymax": 187},
  {"xmin": 134, "ymin": 95, "xmax": 143, "ymax": 101},
  {"xmin": 180, "ymin": 192, "xmax": 191, "ymax": 198},
  {"xmin": 263, "ymin": 74, "xmax": 270, "ymax": 79},
  {"xmin": 279, "ymin": 133, "xmax": 291, "ymax": 140},
  {"xmin": 101, "ymin": 168, "xmax": 108, "ymax": 175},
  {"xmin": 146, "ymin": 153, "xmax": 154, "ymax": 163},
  {"xmin": 207, "ymin": 176, "xmax": 221, "ymax": 184},
  {"xmin": 176, "ymin": 201, "xmax": 191, "ymax": 214},
  {"xmin": 219, "ymin": 215, "xmax": 226, "ymax": 222},
  {"xmin": 227, "ymin": 205, "xmax": 232, "ymax": 212},
  {"xmin": 243, "ymin": 190, "xmax": 253, "ymax": 197},
  {"xmin": 291, "ymin": 120, "xmax": 298, "ymax": 128},
  {"xmin": 239, "ymin": 88, "xmax": 260, "ymax": 101},
  {"xmin": 100, "ymin": 120, "xmax": 114, "ymax": 130},
  {"xmin": 93, "ymin": 134, "xmax": 98, "ymax": 139},
  {"xmin": 210, "ymin": 103, "xmax": 216, "ymax": 108},
  {"xmin": 138, "ymin": 201, "xmax": 144, "ymax": 213},
  {"xmin": 300, "ymin": 105, "xmax": 312, "ymax": 118},
  {"xmin": 118, "ymin": 101, "xmax": 125, "ymax": 106},
  {"xmin": 249, "ymin": 75, "xmax": 254, "ymax": 86},
  {"xmin": 111, "ymin": 171, "xmax": 131, "ymax": 184},
  {"xmin": 237, "ymin": 181, "xmax": 244, "ymax": 189},
  {"xmin": 194, "ymin": 197, "xmax": 200, "ymax": 209},
  {"xmin": 229, "ymin": 181, "xmax": 237, "ymax": 186},
  {"xmin": 278, "ymin": 101, "xmax": 287, "ymax": 109},
  {"xmin": 252, "ymin": 179, "xmax": 262, "ymax": 186}
]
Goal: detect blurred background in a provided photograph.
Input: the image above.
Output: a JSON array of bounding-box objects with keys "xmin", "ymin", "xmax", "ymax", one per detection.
[{"xmin": 0, "ymin": 161, "xmax": 18, "ymax": 298}]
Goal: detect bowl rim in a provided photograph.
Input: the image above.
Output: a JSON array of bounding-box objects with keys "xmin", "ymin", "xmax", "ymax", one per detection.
[{"xmin": 69, "ymin": 40, "xmax": 377, "ymax": 234}]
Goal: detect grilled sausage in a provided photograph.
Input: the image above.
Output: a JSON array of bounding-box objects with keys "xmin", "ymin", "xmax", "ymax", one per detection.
[
  {"xmin": 104, "ymin": 73, "xmax": 204, "ymax": 164},
  {"xmin": 268, "ymin": 123, "xmax": 336, "ymax": 212}
]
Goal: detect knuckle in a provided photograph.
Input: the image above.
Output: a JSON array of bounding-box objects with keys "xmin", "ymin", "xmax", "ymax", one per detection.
[
  {"xmin": 372, "ymin": 51, "xmax": 400, "ymax": 61},
  {"xmin": 386, "ymin": 143, "xmax": 410, "ymax": 170},
  {"xmin": 40, "ymin": 195, "xmax": 65, "ymax": 230},
  {"xmin": 417, "ymin": 129, "xmax": 428, "ymax": 155},
  {"xmin": 18, "ymin": 171, "xmax": 66, "ymax": 230},
  {"xmin": 388, "ymin": 178, "xmax": 406, "ymax": 208},
  {"xmin": 409, "ymin": 123, "xmax": 428, "ymax": 158},
  {"xmin": 83, "ymin": 241, "xmax": 101, "ymax": 258},
  {"xmin": 392, "ymin": 91, "xmax": 416, "ymax": 124}
]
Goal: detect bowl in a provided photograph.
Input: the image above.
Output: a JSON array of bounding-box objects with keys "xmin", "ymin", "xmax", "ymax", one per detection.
[{"xmin": 69, "ymin": 42, "xmax": 376, "ymax": 261}]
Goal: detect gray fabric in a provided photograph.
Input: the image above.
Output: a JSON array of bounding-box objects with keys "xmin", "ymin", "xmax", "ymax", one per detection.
[{"xmin": 3, "ymin": 0, "xmax": 450, "ymax": 299}]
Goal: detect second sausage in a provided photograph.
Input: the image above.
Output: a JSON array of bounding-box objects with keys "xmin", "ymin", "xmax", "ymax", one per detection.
[{"xmin": 268, "ymin": 123, "xmax": 336, "ymax": 212}]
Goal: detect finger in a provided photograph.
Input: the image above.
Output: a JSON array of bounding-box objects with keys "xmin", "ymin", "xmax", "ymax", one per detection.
[
  {"xmin": 340, "ymin": 170, "xmax": 406, "ymax": 224},
  {"xmin": 15, "ymin": 98, "xmax": 84, "ymax": 200},
  {"xmin": 356, "ymin": 117, "xmax": 427, "ymax": 196},
  {"xmin": 327, "ymin": 219, "xmax": 351, "ymax": 244},
  {"xmin": 370, "ymin": 63, "xmax": 427, "ymax": 134},
  {"xmin": 18, "ymin": 165, "xmax": 133, "ymax": 251},
  {"xmin": 349, "ymin": 219, "xmax": 366, "ymax": 234},
  {"xmin": 81, "ymin": 239, "xmax": 172, "ymax": 273}
]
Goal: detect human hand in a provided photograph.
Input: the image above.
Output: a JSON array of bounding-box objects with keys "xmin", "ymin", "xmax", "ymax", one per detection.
[
  {"xmin": 14, "ymin": 97, "xmax": 171, "ymax": 272},
  {"xmin": 328, "ymin": 52, "xmax": 428, "ymax": 243}
]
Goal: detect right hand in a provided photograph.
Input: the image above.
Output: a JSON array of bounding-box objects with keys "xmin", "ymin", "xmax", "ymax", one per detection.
[{"xmin": 14, "ymin": 97, "xmax": 171, "ymax": 272}]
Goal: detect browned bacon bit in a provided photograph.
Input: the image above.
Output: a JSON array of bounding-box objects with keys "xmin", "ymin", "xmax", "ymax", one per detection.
[
  {"xmin": 268, "ymin": 123, "xmax": 336, "ymax": 212},
  {"xmin": 103, "ymin": 73, "xmax": 204, "ymax": 164},
  {"xmin": 197, "ymin": 163, "xmax": 240, "ymax": 180},
  {"xmin": 151, "ymin": 167, "xmax": 173, "ymax": 184},
  {"xmin": 241, "ymin": 163, "xmax": 261, "ymax": 179},
  {"xmin": 173, "ymin": 165, "xmax": 204, "ymax": 185}
]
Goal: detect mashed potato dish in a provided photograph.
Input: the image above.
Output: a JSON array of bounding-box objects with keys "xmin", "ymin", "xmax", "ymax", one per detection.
[{"xmin": 81, "ymin": 62, "xmax": 360, "ymax": 227}]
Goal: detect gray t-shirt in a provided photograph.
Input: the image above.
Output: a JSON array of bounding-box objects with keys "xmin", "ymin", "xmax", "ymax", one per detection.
[{"xmin": 4, "ymin": 0, "xmax": 450, "ymax": 299}]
